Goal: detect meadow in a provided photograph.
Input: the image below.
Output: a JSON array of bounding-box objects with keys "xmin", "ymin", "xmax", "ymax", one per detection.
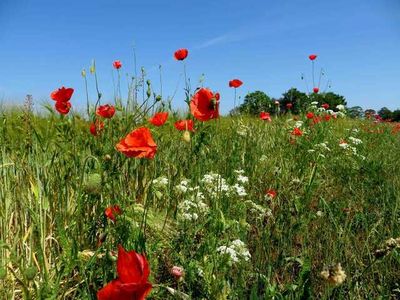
[{"xmin": 1, "ymin": 53, "xmax": 400, "ymax": 300}]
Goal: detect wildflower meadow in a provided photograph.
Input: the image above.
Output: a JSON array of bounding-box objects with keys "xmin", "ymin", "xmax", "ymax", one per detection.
[{"xmin": 1, "ymin": 47, "xmax": 400, "ymax": 299}]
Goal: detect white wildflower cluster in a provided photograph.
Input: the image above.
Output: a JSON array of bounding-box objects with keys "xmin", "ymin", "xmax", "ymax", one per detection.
[
  {"xmin": 334, "ymin": 111, "xmax": 346, "ymax": 118},
  {"xmin": 309, "ymin": 101, "xmax": 319, "ymax": 110},
  {"xmin": 287, "ymin": 119, "xmax": 306, "ymax": 134},
  {"xmin": 245, "ymin": 200, "xmax": 272, "ymax": 220},
  {"xmin": 178, "ymin": 190, "xmax": 209, "ymax": 222},
  {"xmin": 339, "ymin": 137, "xmax": 365, "ymax": 160},
  {"xmin": 217, "ymin": 239, "xmax": 251, "ymax": 263},
  {"xmin": 336, "ymin": 104, "xmax": 346, "ymax": 111},
  {"xmin": 234, "ymin": 169, "xmax": 249, "ymax": 184},
  {"xmin": 308, "ymin": 142, "xmax": 331, "ymax": 159},
  {"xmin": 348, "ymin": 136, "xmax": 362, "ymax": 145},
  {"xmin": 202, "ymin": 172, "xmax": 231, "ymax": 195},
  {"xmin": 175, "ymin": 179, "xmax": 190, "ymax": 194},
  {"xmin": 317, "ymin": 107, "xmax": 327, "ymax": 113},
  {"xmin": 152, "ymin": 176, "xmax": 169, "ymax": 189},
  {"xmin": 237, "ymin": 124, "xmax": 249, "ymax": 137},
  {"xmin": 201, "ymin": 171, "xmax": 248, "ymax": 198}
]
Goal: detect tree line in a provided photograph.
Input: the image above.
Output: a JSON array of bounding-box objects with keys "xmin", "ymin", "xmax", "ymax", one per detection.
[{"xmin": 232, "ymin": 88, "xmax": 400, "ymax": 121}]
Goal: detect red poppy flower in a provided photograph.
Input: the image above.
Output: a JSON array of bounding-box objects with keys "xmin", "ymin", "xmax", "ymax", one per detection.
[
  {"xmin": 174, "ymin": 120, "xmax": 194, "ymax": 132},
  {"xmin": 113, "ymin": 60, "xmax": 122, "ymax": 69},
  {"xmin": 96, "ymin": 104, "xmax": 116, "ymax": 119},
  {"xmin": 324, "ymin": 114, "xmax": 331, "ymax": 121},
  {"xmin": 149, "ymin": 112, "xmax": 168, "ymax": 127},
  {"xmin": 306, "ymin": 112, "xmax": 314, "ymax": 119},
  {"xmin": 90, "ymin": 121, "xmax": 105, "ymax": 136},
  {"xmin": 312, "ymin": 116, "xmax": 322, "ymax": 125},
  {"xmin": 229, "ymin": 79, "xmax": 243, "ymax": 88},
  {"xmin": 286, "ymin": 103, "xmax": 293, "ymax": 109},
  {"xmin": 51, "ymin": 87, "xmax": 74, "ymax": 102},
  {"xmin": 260, "ymin": 111, "xmax": 272, "ymax": 122},
  {"xmin": 309, "ymin": 54, "xmax": 317, "ymax": 61},
  {"xmin": 265, "ymin": 189, "xmax": 277, "ymax": 199},
  {"xmin": 313, "ymin": 87, "xmax": 319, "ymax": 94},
  {"xmin": 321, "ymin": 103, "xmax": 329, "ymax": 109},
  {"xmin": 116, "ymin": 127, "xmax": 157, "ymax": 159},
  {"xmin": 105, "ymin": 205, "xmax": 122, "ymax": 222},
  {"xmin": 291, "ymin": 127, "xmax": 303, "ymax": 136},
  {"xmin": 55, "ymin": 101, "xmax": 71, "ymax": 115},
  {"xmin": 174, "ymin": 48, "xmax": 188, "ymax": 61},
  {"xmin": 190, "ymin": 88, "xmax": 219, "ymax": 121},
  {"xmin": 97, "ymin": 245, "xmax": 152, "ymax": 300}
]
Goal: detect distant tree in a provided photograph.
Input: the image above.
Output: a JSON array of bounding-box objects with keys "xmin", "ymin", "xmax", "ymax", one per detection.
[
  {"xmin": 238, "ymin": 91, "xmax": 274, "ymax": 115},
  {"xmin": 364, "ymin": 109, "xmax": 376, "ymax": 118},
  {"xmin": 392, "ymin": 110, "xmax": 400, "ymax": 122},
  {"xmin": 310, "ymin": 92, "xmax": 346, "ymax": 109},
  {"xmin": 347, "ymin": 106, "xmax": 364, "ymax": 119},
  {"xmin": 280, "ymin": 88, "xmax": 309, "ymax": 114},
  {"xmin": 378, "ymin": 107, "xmax": 393, "ymax": 120}
]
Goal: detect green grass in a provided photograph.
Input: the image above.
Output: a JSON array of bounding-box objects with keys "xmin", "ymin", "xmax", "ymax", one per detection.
[{"xmin": 0, "ymin": 107, "xmax": 400, "ymax": 299}]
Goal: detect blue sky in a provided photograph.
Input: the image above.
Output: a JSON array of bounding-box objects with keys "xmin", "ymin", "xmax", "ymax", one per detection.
[{"xmin": 0, "ymin": 0, "xmax": 399, "ymax": 113}]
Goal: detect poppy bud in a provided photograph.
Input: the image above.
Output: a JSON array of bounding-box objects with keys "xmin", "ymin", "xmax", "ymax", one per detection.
[
  {"xmin": 146, "ymin": 79, "xmax": 151, "ymax": 86},
  {"xmin": 183, "ymin": 131, "xmax": 191, "ymax": 143},
  {"xmin": 171, "ymin": 266, "xmax": 184, "ymax": 281},
  {"xmin": 107, "ymin": 251, "xmax": 117, "ymax": 262},
  {"xmin": 0, "ymin": 267, "xmax": 6, "ymax": 280},
  {"xmin": 146, "ymin": 88, "xmax": 151, "ymax": 98},
  {"xmin": 90, "ymin": 62, "xmax": 96, "ymax": 74},
  {"xmin": 24, "ymin": 266, "xmax": 37, "ymax": 281},
  {"xmin": 81, "ymin": 69, "xmax": 86, "ymax": 77},
  {"xmin": 104, "ymin": 154, "xmax": 112, "ymax": 161},
  {"xmin": 155, "ymin": 95, "xmax": 162, "ymax": 102}
]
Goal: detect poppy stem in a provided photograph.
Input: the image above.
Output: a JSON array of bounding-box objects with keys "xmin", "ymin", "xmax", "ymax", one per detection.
[
  {"xmin": 234, "ymin": 89, "xmax": 237, "ymax": 110},
  {"xmin": 83, "ymin": 75, "xmax": 90, "ymax": 119},
  {"xmin": 312, "ymin": 61, "xmax": 315, "ymax": 88}
]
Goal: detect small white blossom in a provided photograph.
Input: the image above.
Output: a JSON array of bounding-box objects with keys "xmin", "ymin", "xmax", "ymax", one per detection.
[
  {"xmin": 237, "ymin": 174, "xmax": 249, "ymax": 184},
  {"xmin": 336, "ymin": 104, "xmax": 345, "ymax": 111},
  {"xmin": 349, "ymin": 137, "xmax": 362, "ymax": 145}
]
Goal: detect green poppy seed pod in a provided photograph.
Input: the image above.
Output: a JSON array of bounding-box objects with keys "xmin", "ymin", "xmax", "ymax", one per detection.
[
  {"xmin": 81, "ymin": 69, "xmax": 86, "ymax": 77},
  {"xmin": 146, "ymin": 88, "xmax": 151, "ymax": 98},
  {"xmin": 24, "ymin": 266, "xmax": 37, "ymax": 281},
  {"xmin": 83, "ymin": 173, "xmax": 102, "ymax": 194},
  {"xmin": 155, "ymin": 95, "xmax": 162, "ymax": 102},
  {"xmin": 107, "ymin": 251, "xmax": 117, "ymax": 262},
  {"xmin": 90, "ymin": 61, "xmax": 96, "ymax": 74},
  {"xmin": 146, "ymin": 79, "xmax": 151, "ymax": 86},
  {"xmin": 0, "ymin": 267, "xmax": 6, "ymax": 280}
]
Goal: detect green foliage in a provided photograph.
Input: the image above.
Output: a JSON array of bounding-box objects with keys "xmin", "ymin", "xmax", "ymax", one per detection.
[
  {"xmin": 347, "ymin": 106, "xmax": 364, "ymax": 118},
  {"xmin": 1, "ymin": 109, "xmax": 400, "ymax": 299},
  {"xmin": 238, "ymin": 91, "xmax": 274, "ymax": 115},
  {"xmin": 280, "ymin": 88, "xmax": 309, "ymax": 114},
  {"xmin": 310, "ymin": 91, "xmax": 347, "ymax": 109}
]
